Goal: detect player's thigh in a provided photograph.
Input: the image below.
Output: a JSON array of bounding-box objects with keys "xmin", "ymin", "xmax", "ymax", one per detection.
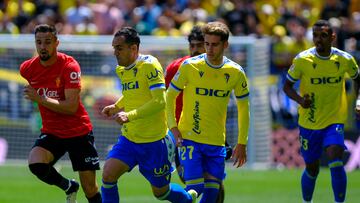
[
  {"xmin": 299, "ymin": 126, "xmax": 324, "ymax": 164},
  {"xmin": 179, "ymin": 140, "xmax": 203, "ymax": 181},
  {"xmin": 103, "ymin": 136, "xmax": 137, "ymax": 182},
  {"xmin": 323, "ymin": 124, "xmax": 346, "ymax": 160},
  {"xmin": 66, "ymin": 132, "xmax": 100, "ymax": 171},
  {"xmin": 138, "ymin": 136, "xmax": 175, "ymax": 188},
  {"xmin": 28, "ymin": 133, "xmax": 65, "ymax": 164},
  {"xmin": 202, "ymin": 145, "xmax": 226, "ymax": 181},
  {"xmin": 103, "ymin": 158, "xmax": 130, "ymax": 182}
]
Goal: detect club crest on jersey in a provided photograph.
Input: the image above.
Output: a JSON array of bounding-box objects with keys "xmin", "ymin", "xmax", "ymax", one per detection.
[
  {"xmin": 199, "ymin": 71, "xmax": 204, "ymax": 78},
  {"xmin": 133, "ymin": 68, "xmax": 138, "ymax": 77},
  {"xmin": 224, "ymin": 73, "xmax": 230, "ymax": 83},
  {"xmin": 55, "ymin": 77, "xmax": 61, "ymax": 87},
  {"xmin": 147, "ymin": 68, "xmax": 161, "ymax": 80}
]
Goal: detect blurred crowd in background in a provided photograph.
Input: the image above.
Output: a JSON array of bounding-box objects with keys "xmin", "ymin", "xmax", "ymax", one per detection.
[
  {"xmin": 1, "ymin": 0, "xmax": 360, "ymax": 69},
  {"xmin": 1, "ymin": 0, "xmax": 360, "ymax": 129}
]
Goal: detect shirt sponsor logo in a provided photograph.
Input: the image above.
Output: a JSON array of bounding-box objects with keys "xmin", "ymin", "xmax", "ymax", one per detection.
[
  {"xmin": 147, "ymin": 68, "xmax": 161, "ymax": 80},
  {"xmin": 195, "ymin": 87, "xmax": 230, "ymax": 97},
  {"xmin": 307, "ymin": 93, "xmax": 316, "ymax": 123},
  {"xmin": 70, "ymin": 72, "xmax": 81, "ymax": 83},
  {"xmin": 153, "ymin": 164, "xmax": 170, "ymax": 177},
  {"xmin": 37, "ymin": 88, "xmax": 59, "ymax": 98},
  {"xmin": 310, "ymin": 76, "xmax": 342, "ymax": 85},
  {"xmin": 122, "ymin": 81, "xmax": 139, "ymax": 91},
  {"xmin": 192, "ymin": 101, "xmax": 201, "ymax": 134}
]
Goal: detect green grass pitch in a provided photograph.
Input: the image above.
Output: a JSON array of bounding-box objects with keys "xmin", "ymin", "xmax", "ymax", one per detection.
[{"xmin": 0, "ymin": 164, "xmax": 360, "ymax": 203}]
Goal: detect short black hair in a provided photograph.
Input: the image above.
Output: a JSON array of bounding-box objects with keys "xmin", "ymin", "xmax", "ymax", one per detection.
[
  {"xmin": 34, "ymin": 24, "xmax": 57, "ymax": 39},
  {"xmin": 114, "ymin": 27, "xmax": 140, "ymax": 47},
  {"xmin": 188, "ymin": 25, "xmax": 204, "ymax": 43},
  {"xmin": 313, "ymin": 20, "xmax": 333, "ymax": 35}
]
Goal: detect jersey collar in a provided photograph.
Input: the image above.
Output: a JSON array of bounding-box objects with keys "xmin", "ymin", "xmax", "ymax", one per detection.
[
  {"xmin": 205, "ymin": 55, "xmax": 226, "ymax": 69},
  {"xmin": 124, "ymin": 55, "xmax": 141, "ymax": 70},
  {"xmin": 314, "ymin": 47, "xmax": 334, "ymax": 60}
]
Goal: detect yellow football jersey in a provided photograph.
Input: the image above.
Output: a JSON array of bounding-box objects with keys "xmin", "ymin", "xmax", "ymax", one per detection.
[
  {"xmin": 287, "ymin": 47, "xmax": 359, "ymax": 129},
  {"xmin": 115, "ymin": 55, "xmax": 166, "ymax": 143},
  {"xmin": 169, "ymin": 54, "xmax": 249, "ymax": 146}
]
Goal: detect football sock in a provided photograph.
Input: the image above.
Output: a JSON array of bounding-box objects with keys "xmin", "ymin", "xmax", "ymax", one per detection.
[
  {"xmin": 185, "ymin": 178, "xmax": 204, "ymax": 195},
  {"xmin": 329, "ymin": 160, "xmax": 347, "ymax": 202},
  {"xmin": 29, "ymin": 163, "xmax": 70, "ymax": 190},
  {"xmin": 87, "ymin": 192, "xmax": 102, "ymax": 203},
  {"xmin": 157, "ymin": 183, "xmax": 193, "ymax": 203},
  {"xmin": 199, "ymin": 179, "xmax": 220, "ymax": 203},
  {"xmin": 301, "ymin": 169, "xmax": 317, "ymax": 202},
  {"xmin": 101, "ymin": 181, "xmax": 119, "ymax": 203}
]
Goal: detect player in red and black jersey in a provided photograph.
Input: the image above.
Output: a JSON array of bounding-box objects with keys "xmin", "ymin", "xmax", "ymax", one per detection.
[{"xmin": 20, "ymin": 24, "xmax": 101, "ymax": 203}]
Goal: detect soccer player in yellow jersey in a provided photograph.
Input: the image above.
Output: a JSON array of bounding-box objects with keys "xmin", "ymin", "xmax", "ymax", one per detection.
[
  {"xmin": 166, "ymin": 22, "xmax": 250, "ymax": 203},
  {"xmin": 283, "ymin": 20, "xmax": 360, "ymax": 203},
  {"xmin": 100, "ymin": 27, "xmax": 197, "ymax": 203}
]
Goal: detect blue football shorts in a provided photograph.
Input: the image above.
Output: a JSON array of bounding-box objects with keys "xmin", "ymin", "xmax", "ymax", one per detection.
[
  {"xmin": 179, "ymin": 139, "xmax": 226, "ymax": 182},
  {"xmin": 107, "ymin": 134, "xmax": 176, "ymax": 188},
  {"xmin": 299, "ymin": 123, "xmax": 347, "ymax": 164}
]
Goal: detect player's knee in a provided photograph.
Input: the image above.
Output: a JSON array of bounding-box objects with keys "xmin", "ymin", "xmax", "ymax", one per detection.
[
  {"xmin": 305, "ymin": 167, "xmax": 319, "ymax": 177},
  {"xmin": 29, "ymin": 163, "xmax": 50, "ymax": 179},
  {"xmin": 326, "ymin": 145, "xmax": 344, "ymax": 161},
  {"xmin": 185, "ymin": 183, "xmax": 204, "ymax": 195},
  {"xmin": 102, "ymin": 169, "xmax": 118, "ymax": 183}
]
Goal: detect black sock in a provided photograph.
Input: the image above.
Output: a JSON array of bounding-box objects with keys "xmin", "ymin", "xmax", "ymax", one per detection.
[
  {"xmin": 87, "ymin": 192, "xmax": 102, "ymax": 203},
  {"xmin": 29, "ymin": 163, "xmax": 69, "ymax": 190}
]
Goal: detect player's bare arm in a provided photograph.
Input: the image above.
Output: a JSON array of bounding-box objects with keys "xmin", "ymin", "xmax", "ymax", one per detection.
[
  {"xmin": 23, "ymin": 85, "xmax": 80, "ymax": 115},
  {"xmin": 283, "ymin": 79, "xmax": 312, "ymax": 108},
  {"xmin": 353, "ymin": 75, "xmax": 360, "ymax": 115},
  {"xmin": 170, "ymin": 127, "xmax": 183, "ymax": 147}
]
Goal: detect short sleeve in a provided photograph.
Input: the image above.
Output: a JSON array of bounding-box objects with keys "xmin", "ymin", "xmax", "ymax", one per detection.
[
  {"xmin": 144, "ymin": 60, "xmax": 165, "ymax": 90},
  {"xmin": 170, "ymin": 63, "xmax": 189, "ymax": 91},
  {"xmin": 63, "ymin": 59, "xmax": 82, "ymax": 89},
  {"xmin": 234, "ymin": 70, "xmax": 249, "ymax": 99},
  {"xmin": 346, "ymin": 56, "xmax": 359, "ymax": 79},
  {"xmin": 286, "ymin": 58, "xmax": 302, "ymax": 83}
]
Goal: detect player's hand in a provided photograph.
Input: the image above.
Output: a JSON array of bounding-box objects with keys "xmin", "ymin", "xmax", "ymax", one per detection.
[
  {"xmin": 300, "ymin": 94, "xmax": 312, "ymax": 108},
  {"xmin": 170, "ymin": 127, "xmax": 183, "ymax": 147},
  {"xmin": 355, "ymin": 99, "xmax": 360, "ymax": 118},
  {"xmin": 232, "ymin": 144, "xmax": 247, "ymax": 168},
  {"xmin": 102, "ymin": 104, "xmax": 120, "ymax": 118},
  {"xmin": 23, "ymin": 85, "xmax": 41, "ymax": 102},
  {"xmin": 113, "ymin": 111, "xmax": 129, "ymax": 125}
]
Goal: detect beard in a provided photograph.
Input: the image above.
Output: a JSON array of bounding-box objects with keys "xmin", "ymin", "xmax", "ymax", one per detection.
[
  {"xmin": 39, "ymin": 54, "xmax": 51, "ymax": 61},
  {"xmin": 39, "ymin": 50, "xmax": 51, "ymax": 61}
]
